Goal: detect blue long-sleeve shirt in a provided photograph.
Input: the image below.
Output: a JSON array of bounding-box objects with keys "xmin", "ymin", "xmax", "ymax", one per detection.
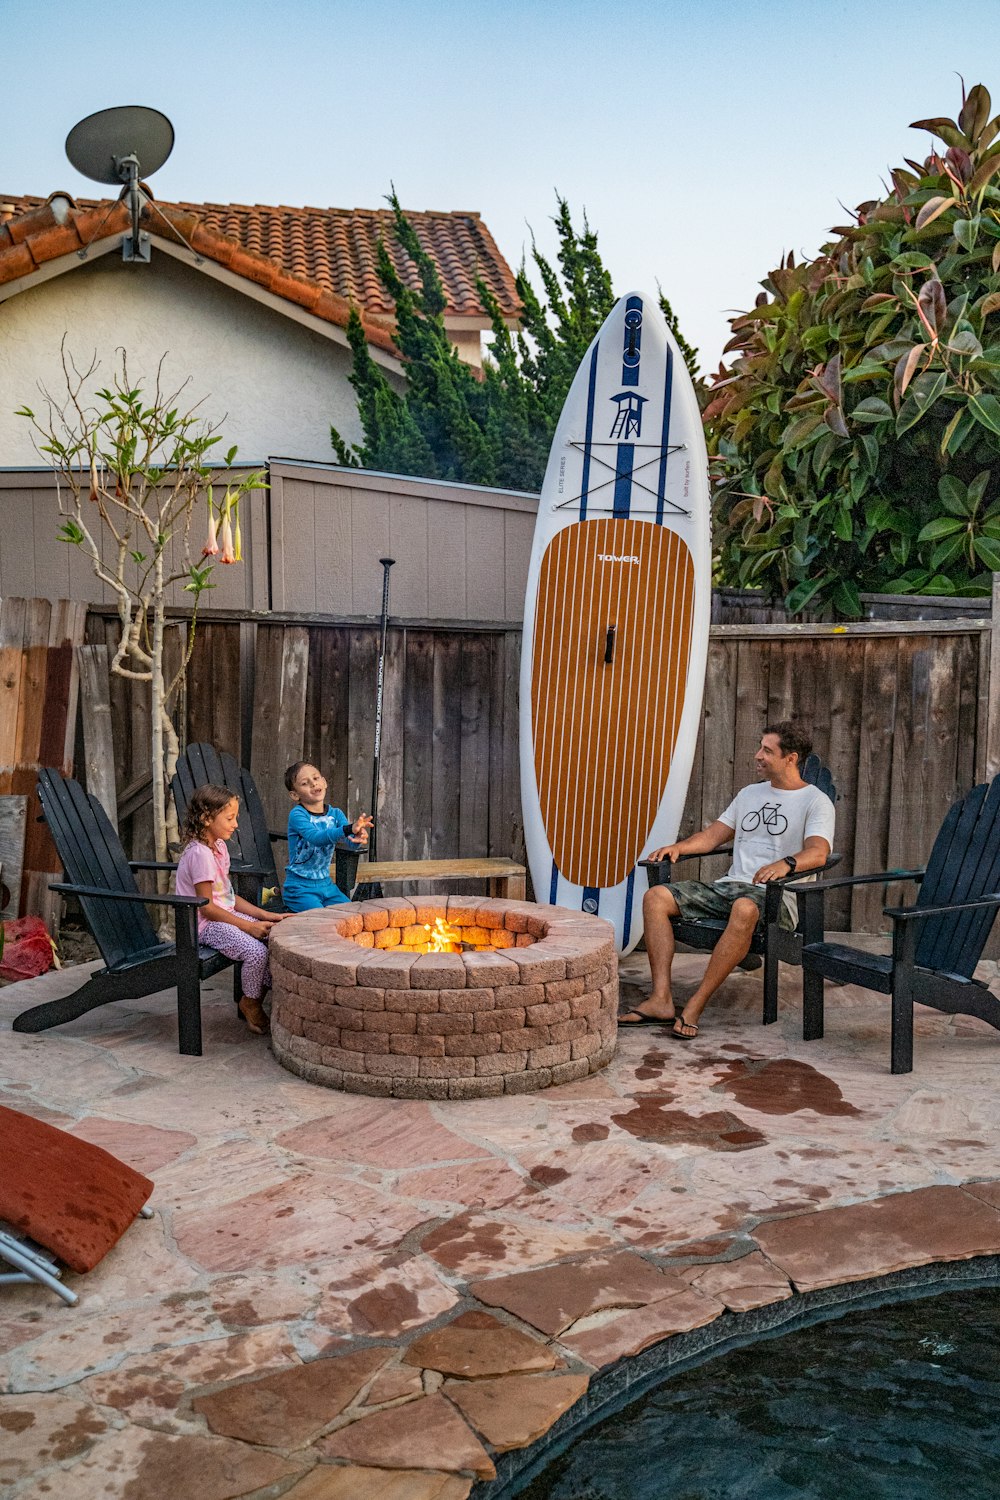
[{"xmin": 285, "ymin": 804, "xmax": 354, "ymax": 883}]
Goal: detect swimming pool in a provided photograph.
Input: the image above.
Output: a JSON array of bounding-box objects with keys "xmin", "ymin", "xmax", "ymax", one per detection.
[{"xmin": 521, "ymin": 1285, "xmax": 1000, "ymax": 1499}]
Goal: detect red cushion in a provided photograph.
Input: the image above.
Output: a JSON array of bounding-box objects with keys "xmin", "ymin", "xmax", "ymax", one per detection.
[{"xmin": 0, "ymin": 1106, "xmax": 153, "ymax": 1273}]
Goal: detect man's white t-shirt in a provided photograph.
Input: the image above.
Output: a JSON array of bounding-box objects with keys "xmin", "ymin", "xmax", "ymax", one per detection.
[{"xmin": 718, "ymin": 781, "xmax": 835, "ymax": 914}]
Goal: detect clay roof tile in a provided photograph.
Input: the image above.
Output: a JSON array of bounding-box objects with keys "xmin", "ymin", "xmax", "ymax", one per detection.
[{"xmin": 0, "ymin": 192, "xmax": 521, "ymax": 355}]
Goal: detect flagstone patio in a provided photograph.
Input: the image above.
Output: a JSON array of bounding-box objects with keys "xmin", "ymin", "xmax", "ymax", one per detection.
[{"xmin": 2, "ymin": 944, "xmax": 1000, "ymax": 1499}]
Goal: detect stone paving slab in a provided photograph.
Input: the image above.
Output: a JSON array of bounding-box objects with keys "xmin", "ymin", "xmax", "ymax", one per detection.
[{"xmin": 2, "ymin": 946, "xmax": 1000, "ymax": 1496}]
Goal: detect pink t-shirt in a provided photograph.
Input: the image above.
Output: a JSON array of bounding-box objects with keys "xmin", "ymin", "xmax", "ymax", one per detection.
[{"xmin": 176, "ymin": 838, "xmax": 235, "ymax": 926}]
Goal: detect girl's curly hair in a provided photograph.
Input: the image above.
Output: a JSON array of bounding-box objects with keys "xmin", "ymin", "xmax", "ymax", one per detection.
[{"xmin": 182, "ymin": 784, "xmax": 237, "ymax": 845}]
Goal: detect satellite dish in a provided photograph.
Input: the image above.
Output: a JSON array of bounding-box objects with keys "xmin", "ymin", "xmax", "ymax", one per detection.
[
  {"xmin": 65, "ymin": 106, "xmax": 174, "ymax": 262},
  {"xmin": 66, "ymin": 106, "xmax": 174, "ymax": 185}
]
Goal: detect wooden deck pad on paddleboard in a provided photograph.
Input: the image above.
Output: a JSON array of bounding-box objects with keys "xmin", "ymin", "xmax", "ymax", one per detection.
[{"xmin": 531, "ymin": 516, "xmax": 694, "ymax": 889}]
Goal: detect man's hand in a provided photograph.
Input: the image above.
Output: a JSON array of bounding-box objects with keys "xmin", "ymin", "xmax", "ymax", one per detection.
[
  {"xmin": 754, "ymin": 858, "xmax": 793, "ymax": 884},
  {"xmin": 647, "ymin": 843, "xmax": 684, "ymax": 864}
]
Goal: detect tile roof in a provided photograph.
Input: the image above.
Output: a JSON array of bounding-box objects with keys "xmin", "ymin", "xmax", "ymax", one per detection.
[{"xmin": 0, "ymin": 192, "xmax": 522, "ymax": 356}]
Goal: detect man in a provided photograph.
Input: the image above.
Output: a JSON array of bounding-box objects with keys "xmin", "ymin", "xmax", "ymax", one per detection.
[{"xmin": 621, "ymin": 721, "xmax": 834, "ymax": 1039}]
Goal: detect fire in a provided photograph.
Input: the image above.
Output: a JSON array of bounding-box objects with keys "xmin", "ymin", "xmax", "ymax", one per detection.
[{"xmin": 423, "ymin": 917, "xmax": 462, "ymax": 954}]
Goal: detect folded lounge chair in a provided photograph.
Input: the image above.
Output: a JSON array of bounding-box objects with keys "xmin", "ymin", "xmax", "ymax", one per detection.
[{"xmin": 0, "ymin": 1105, "xmax": 153, "ymax": 1305}]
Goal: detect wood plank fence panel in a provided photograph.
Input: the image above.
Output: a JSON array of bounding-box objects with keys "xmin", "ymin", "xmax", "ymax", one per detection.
[
  {"xmin": 431, "ymin": 634, "xmax": 462, "ymax": 862},
  {"xmin": 378, "ymin": 627, "xmax": 406, "ymax": 862},
  {"xmin": 459, "ymin": 635, "xmax": 492, "ymax": 859},
  {"xmin": 77, "ymin": 644, "xmax": 117, "ymax": 827},
  {"xmin": 403, "ymin": 631, "xmax": 435, "ymax": 864},
  {"xmin": 347, "ymin": 628, "xmax": 379, "ymax": 826}
]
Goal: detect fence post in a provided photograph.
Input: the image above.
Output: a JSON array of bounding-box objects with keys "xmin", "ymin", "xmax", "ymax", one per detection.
[{"xmin": 988, "ymin": 572, "xmax": 1000, "ymax": 781}]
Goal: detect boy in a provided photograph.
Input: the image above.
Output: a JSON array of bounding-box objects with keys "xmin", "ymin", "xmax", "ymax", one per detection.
[{"xmin": 282, "ymin": 761, "xmax": 373, "ymax": 912}]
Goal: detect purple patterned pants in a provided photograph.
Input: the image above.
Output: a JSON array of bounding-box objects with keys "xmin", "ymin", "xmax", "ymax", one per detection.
[{"xmin": 200, "ymin": 921, "xmax": 271, "ymax": 1000}]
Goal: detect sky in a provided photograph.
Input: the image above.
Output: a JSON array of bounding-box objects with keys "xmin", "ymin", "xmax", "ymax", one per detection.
[{"xmin": 6, "ymin": 0, "xmax": 1000, "ymax": 373}]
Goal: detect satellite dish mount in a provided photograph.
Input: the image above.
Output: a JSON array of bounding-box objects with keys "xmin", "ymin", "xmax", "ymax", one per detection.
[{"xmin": 65, "ymin": 106, "xmax": 175, "ymax": 263}]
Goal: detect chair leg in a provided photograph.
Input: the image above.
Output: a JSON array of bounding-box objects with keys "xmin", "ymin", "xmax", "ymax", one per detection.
[
  {"xmin": 890, "ymin": 918, "xmax": 917, "ymax": 1075},
  {"xmin": 175, "ymin": 907, "xmax": 203, "ymax": 1057},
  {"xmin": 802, "ymin": 967, "xmax": 825, "ymax": 1041},
  {"xmin": 890, "ymin": 973, "xmax": 914, "ymax": 1075},
  {"xmin": 762, "ymin": 934, "xmax": 779, "ymax": 1025},
  {"xmin": 12, "ymin": 971, "xmax": 113, "ymax": 1033}
]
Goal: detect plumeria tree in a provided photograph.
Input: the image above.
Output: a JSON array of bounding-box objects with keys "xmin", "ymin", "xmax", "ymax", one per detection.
[{"xmin": 17, "ymin": 346, "xmax": 264, "ymax": 869}]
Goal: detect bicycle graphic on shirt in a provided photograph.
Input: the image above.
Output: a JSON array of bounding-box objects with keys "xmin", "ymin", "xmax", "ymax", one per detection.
[{"xmin": 740, "ymin": 803, "xmax": 788, "ymax": 836}]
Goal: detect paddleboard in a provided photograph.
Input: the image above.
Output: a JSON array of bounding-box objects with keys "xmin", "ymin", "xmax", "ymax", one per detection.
[{"xmin": 519, "ymin": 291, "xmax": 711, "ymax": 953}]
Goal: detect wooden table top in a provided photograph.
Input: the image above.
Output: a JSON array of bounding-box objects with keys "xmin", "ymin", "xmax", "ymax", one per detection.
[{"xmin": 357, "ymin": 857, "xmax": 525, "ymax": 882}]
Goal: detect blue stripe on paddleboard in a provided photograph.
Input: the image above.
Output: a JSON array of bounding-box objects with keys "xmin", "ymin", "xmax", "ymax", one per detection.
[
  {"xmin": 622, "ymin": 869, "xmax": 636, "ymax": 947},
  {"xmin": 621, "ymin": 295, "xmax": 642, "ymax": 387},
  {"xmin": 578, "ymin": 344, "xmax": 600, "ymax": 520},
  {"xmin": 655, "ymin": 344, "xmax": 675, "ymax": 525},
  {"xmin": 613, "ymin": 442, "xmax": 634, "ymax": 518},
  {"xmin": 582, "ymin": 886, "xmax": 600, "ymax": 915},
  {"xmin": 549, "ymin": 860, "xmax": 559, "ymax": 905}
]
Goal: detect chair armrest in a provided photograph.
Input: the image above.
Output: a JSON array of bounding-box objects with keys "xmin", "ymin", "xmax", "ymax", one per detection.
[
  {"xmin": 884, "ymin": 892, "xmax": 1000, "ymax": 922},
  {"xmin": 268, "ymin": 831, "xmax": 288, "ymax": 844},
  {"xmin": 788, "ymin": 866, "xmax": 925, "ymax": 894},
  {"xmin": 49, "ymin": 881, "xmax": 207, "ymax": 909},
  {"xmin": 129, "ymin": 860, "xmax": 178, "ymax": 872},
  {"xmin": 229, "ymin": 862, "xmax": 272, "ymax": 877},
  {"xmin": 640, "ymin": 848, "xmax": 733, "ymax": 871}
]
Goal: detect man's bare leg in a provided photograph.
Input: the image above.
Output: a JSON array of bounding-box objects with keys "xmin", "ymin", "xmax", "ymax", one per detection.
[
  {"xmin": 675, "ymin": 897, "xmax": 759, "ymax": 1036},
  {"xmin": 620, "ymin": 886, "xmax": 679, "ymax": 1024}
]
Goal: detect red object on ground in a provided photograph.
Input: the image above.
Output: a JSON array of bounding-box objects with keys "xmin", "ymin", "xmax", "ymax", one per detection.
[
  {"xmin": 0, "ymin": 916, "xmax": 55, "ymax": 979},
  {"xmin": 0, "ymin": 1106, "xmax": 153, "ymax": 1273}
]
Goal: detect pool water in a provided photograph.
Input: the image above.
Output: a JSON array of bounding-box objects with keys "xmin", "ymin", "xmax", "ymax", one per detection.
[{"xmin": 521, "ymin": 1285, "xmax": 1000, "ymax": 1499}]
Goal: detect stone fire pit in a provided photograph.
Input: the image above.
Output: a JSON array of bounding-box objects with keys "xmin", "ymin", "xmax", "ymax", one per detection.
[{"xmin": 268, "ymin": 897, "xmax": 618, "ymax": 1099}]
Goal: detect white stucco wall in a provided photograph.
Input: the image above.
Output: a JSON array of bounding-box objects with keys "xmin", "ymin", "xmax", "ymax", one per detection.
[{"xmin": 0, "ymin": 249, "xmax": 366, "ymax": 466}]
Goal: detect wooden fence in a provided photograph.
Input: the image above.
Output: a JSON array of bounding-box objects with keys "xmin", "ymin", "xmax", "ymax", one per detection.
[
  {"xmin": 82, "ymin": 592, "xmax": 997, "ymax": 934},
  {"xmin": 83, "ymin": 614, "xmax": 523, "ymax": 886}
]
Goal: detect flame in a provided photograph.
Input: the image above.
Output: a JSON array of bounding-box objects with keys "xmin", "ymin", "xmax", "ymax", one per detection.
[{"xmin": 423, "ymin": 917, "xmax": 461, "ymax": 954}]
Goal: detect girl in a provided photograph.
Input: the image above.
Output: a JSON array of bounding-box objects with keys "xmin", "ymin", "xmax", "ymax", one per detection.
[
  {"xmin": 175, "ymin": 783, "xmax": 285, "ymax": 1035},
  {"xmin": 283, "ymin": 761, "xmax": 373, "ymax": 912}
]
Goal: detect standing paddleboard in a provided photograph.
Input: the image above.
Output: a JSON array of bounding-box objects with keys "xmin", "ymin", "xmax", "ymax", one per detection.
[{"xmin": 519, "ymin": 291, "xmax": 711, "ymax": 953}]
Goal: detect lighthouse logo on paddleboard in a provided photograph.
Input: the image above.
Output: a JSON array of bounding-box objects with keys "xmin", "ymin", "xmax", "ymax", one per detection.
[{"xmin": 519, "ymin": 292, "xmax": 711, "ymax": 954}]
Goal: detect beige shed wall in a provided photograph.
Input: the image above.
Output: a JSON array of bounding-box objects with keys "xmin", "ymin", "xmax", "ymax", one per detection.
[{"xmin": 0, "ymin": 251, "xmax": 363, "ymax": 466}]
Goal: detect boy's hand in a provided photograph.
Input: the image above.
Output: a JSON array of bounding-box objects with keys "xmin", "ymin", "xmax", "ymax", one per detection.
[{"xmin": 351, "ymin": 812, "xmax": 373, "ymax": 846}]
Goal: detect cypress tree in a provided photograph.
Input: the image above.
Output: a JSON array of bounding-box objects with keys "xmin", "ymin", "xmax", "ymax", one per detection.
[{"xmin": 331, "ymin": 195, "xmax": 699, "ymax": 490}]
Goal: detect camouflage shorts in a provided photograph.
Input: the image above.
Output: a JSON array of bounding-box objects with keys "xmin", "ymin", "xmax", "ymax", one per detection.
[{"xmin": 668, "ymin": 878, "xmax": 796, "ymax": 932}]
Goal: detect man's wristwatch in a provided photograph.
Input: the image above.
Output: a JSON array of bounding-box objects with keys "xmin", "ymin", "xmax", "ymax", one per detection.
[{"xmin": 783, "ymin": 856, "xmax": 797, "ymax": 873}]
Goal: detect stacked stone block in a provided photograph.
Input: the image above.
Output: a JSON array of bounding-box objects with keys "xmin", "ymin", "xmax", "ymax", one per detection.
[{"xmin": 269, "ymin": 896, "xmax": 618, "ymax": 1099}]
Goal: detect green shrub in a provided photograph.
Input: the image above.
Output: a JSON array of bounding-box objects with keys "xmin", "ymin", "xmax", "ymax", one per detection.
[{"xmin": 708, "ymin": 83, "xmax": 1000, "ymax": 615}]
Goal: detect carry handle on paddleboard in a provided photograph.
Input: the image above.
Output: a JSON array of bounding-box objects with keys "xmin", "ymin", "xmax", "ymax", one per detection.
[{"xmin": 604, "ymin": 625, "xmax": 616, "ymax": 665}]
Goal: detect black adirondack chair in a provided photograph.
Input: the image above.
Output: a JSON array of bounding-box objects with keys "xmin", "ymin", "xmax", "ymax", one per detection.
[
  {"xmin": 640, "ymin": 755, "xmax": 840, "ymax": 1024},
  {"xmin": 11, "ymin": 770, "xmax": 232, "ymax": 1056},
  {"xmin": 170, "ymin": 744, "xmax": 279, "ymax": 905},
  {"xmin": 795, "ymin": 774, "xmax": 1000, "ymax": 1074},
  {"xmin": 170, "ymin": 743, "xmax": 363, "ymax": 905}
]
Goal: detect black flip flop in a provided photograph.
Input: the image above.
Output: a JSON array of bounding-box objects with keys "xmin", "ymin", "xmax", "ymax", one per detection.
[
  {"xmin": 668, "ymin": 1019, "xmax": 700, "ymax": 1041},
  {"xmin": 618, "ymin": 1007, "xmax": 676, "ymax": 1027}
]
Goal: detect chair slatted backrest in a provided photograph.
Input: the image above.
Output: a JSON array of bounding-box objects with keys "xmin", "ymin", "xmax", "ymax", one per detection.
[
  {"xmin": 802, "ymin": 753, "xmax": 836, "ymax": 805},
  {"xmin": 916, "ymin": 774, "xmax": 1000, "ymax": 977},
  {"xmin": 37, "ymin": 769, "xmax": 158, "ymax": 969},
  {"xmin": 170, "ymin": 744, "xmax": 277, "ymax": 884}
]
